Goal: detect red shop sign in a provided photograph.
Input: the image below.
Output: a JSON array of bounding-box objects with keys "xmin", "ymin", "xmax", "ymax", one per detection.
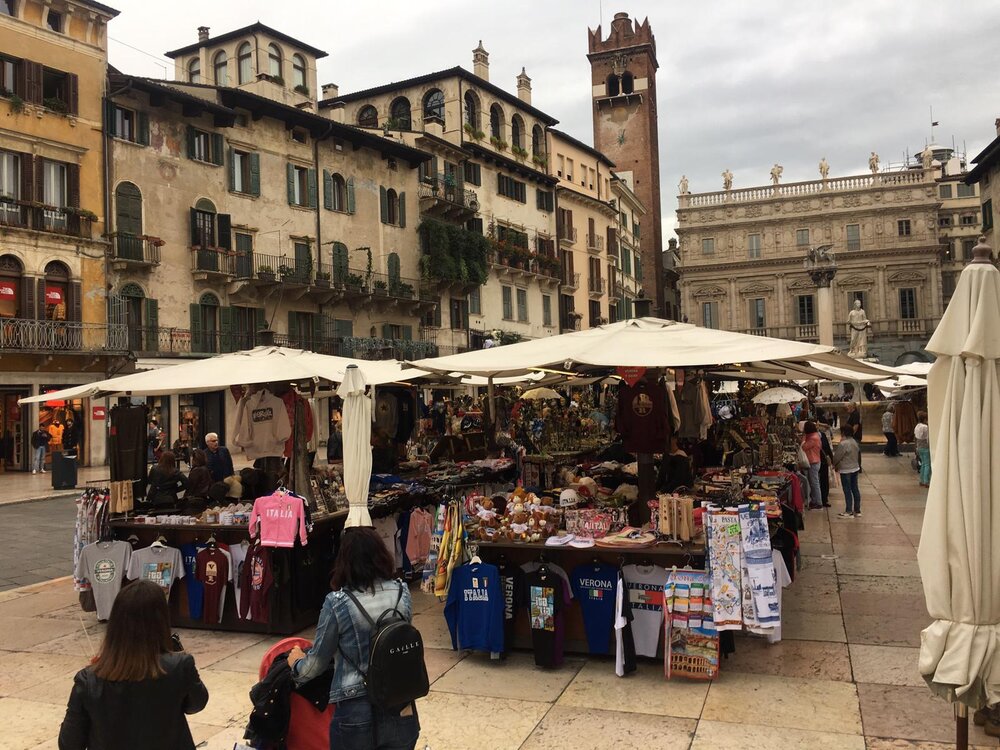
[
  {"xmin": 616, "ymin": 366, "xmax": 646, "ymax": 387},
  {"xmin": 45, "ymin": 286, "xmax": 64, "ymax": 304},
  {"xmin": 0, "ymin": 281, "xmax": 15, "ymax": 299},
  {"xmin": 92, "ymin": 406, "xmax": 106, "ymax": 420}
]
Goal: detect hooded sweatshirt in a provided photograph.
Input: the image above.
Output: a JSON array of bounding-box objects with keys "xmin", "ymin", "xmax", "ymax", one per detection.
[{"xmin": 234, "ymin": 389, "xmax": 292, "ymax": 459}]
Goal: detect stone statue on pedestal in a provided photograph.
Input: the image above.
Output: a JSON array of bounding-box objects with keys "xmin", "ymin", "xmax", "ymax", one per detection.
[
  {"xmin": 819, "ymin": 157, "xmax": 830, "ymax": 180},
  {"xmin": 722, "ymin": 169, "xmax": 733, "ymax": 191},
  {"xmin": 770, "ymin": 164, "xmax": 783, "ymax": 185},
  {"xmin": 678, "ymin": 175, "xmax": 689, "ymax": 194},
  {"xmin": 847, "ymin": 299, "xmax": 871, "ymax": 358},
  {"xmin": 921, "ymin": 147, "xmax": 934, "ymax": 170},
  {"xmin": 869, "ymin": 151, "xmax": 880, "ymax": 175}
]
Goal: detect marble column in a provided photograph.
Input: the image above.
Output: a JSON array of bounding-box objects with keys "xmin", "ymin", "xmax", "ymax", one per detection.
[{"xmin": 808, "ymin": 268, "xmax": 838, "ymax": 346}]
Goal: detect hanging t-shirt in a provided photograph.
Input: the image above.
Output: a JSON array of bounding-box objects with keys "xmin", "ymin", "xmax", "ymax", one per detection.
[
  {"xmin": 373, "ymin": 517, "xmax": 401, "ymax": 570},
  {"xmin": 229, "ymin": 540, "xmax": 251, "ymax": 620},
  {"xmin": 616, "ymin": 381, "xmax": 669, "ymax": 453},
  {"xmin": 179, "ymin": 543, "xmax": 207, "ymax": 620},
  {"xmin": 76, "ymin": 541, "xmax": 131, "ymax": 620},
  {"xmin": 249, "ymin": 492, "xmax": 309, "ymax": 548},
  {"xmin": 239, "ymin": 544, "xmax": 273, "ymax": 623},
  {"xmin": 196, "ymin": 547, "xmax": 231, "ymax": 624},
  {"xmin": 570, "ymin": 562, "xmax": 618, "ymax": 655},
  {"xmin": 126, "ymin": 544, "xmax": 185, "ymax": 598},
  {"xmin": 496, "ymin": 560, "xmax": 525, "ymax": 649},
  {"xmin": 615, "ymin": 568, "xmax": 637, "ymax": 677},
  {"xmin": 444, "ymin": 562, "xmax": 505, "ymax": 654},
  {"xmin": 405, "ymin": 507, "xmax": 433, "ymax": 565},
  {"xmin": 622, "ymin": 563, "xmax": 668, "ymax": 658},
  {"xmin": 520, "ymin": 561, "xmax": 573, "ymax": 599},
  {"xmin": 524, "ymin": 566, "xmax": 571, "ymax": 668}
]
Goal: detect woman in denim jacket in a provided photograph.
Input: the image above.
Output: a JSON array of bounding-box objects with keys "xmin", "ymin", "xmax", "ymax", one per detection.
[{"xmin": 289, "ymin": 527, "xmax": 418, "ymax": 750}]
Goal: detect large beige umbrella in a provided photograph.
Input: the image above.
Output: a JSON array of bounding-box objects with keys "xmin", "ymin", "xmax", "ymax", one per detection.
[{"xmin": 918, "ymin": 239, "xmax": 1000, "ymax": 745}]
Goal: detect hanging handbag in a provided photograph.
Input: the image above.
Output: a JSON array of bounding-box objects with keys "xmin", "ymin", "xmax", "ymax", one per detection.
[{"xmin": 795, "ymin": 445, "xmax": 810, "ymax": 471}]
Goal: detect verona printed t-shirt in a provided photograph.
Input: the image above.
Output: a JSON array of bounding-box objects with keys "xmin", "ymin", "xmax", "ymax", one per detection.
[
  {"xmin": 524, "ymin": 566, "xmax": 572, "ymax": 668},
  {"xmin": 126, "ymin": 543, "xmax": 185, "ymax": 597},
  {"xmin": 196, "ymin": 547, "xmax": 231, "ymax": 624},
  {"xmin": 496, "ymin": 560, "xmax": 525, "ymax": 647},
  {"xmin": 622, "ymin": 563, "xmax": 668, "ymax": 658},
  {"xmin": 571, "ymin": 562, "xmax": 618, "ymax": 655},
  {"xmin": 76, "ymin": 540, "xmax": 131, "ymax": 620}
]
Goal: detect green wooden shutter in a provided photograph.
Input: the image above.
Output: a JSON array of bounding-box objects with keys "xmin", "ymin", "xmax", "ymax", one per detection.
[
  {"xmin": 67, "ymin": 282, "xmax": 82, "ymax": 322},
  {"xmin": 430, "ymin": 157, "xmax": 438, "ymax": 181},
  {"xmin": 219, "ymin": 306, "xmax": 234, "ymax": 352},
  {"xmin": 189, "ymin": 207, "xmax": 200, "ymax": 246},
  {"xmin": 388, "ymin": 253, "xmax": 401, "ymax": 286},
  {"xmin": 287, "ymin": 310, "xmax": 297, "ymax": 346},
  {"xmin": 346, "ymin": 176, "xmax": 356, "ymax": 214},
  {"xmin": 332, "ymin": 242, "xmax": 348, "ymax": 282},
  {"xmin": 186, "ymin": 125, "xmax": 196, "ymax": 159},
  {"xmin": 379, "ymin": 185, "xmax": 388, "ymax": 223},
  {"xmin": 217, "ymin": 213, "xmax": 232, "ymax": 251},
  {"xmin": 144, "ymin": 298, "xmax": 158, "ymax": 352},
  {"xmin": 104, "ymin": 100, "xmax": 117, "ymax": 137},
  {"xmin": 249, "ymin": 152, "xmax": 260, "ymax": 196},
  {"xmin": 211, "ymin": 133, "xmax": 224, "ymax": 166},
  {"xmin": 137, "ymin": 111, "xmax": 149, "ymax": 146},
  {"xmin": 286, "ymin": 162, "xmax": 295, "ymax": 204},
  {"xmin": 381, "ymin": 323, "xmax": 392, "ymax": 339},
  {"xmin": 307, "ymin": 168, "xmax": 318, "ymax": 208},
  {"xmin": 190, "ymin": 303, "xmax": 204, "ymax": 353},
  {"xmin": 227, "ymin": 147, "xmax": 236, "ymax": 191},
  {"xmin": 398, "ymin": 191, "xmax": 406, "ymax": 228},
  {"xmin": 323, "ymin": 169, "xmax": 333, "ymax": 210},
  {"xmin": 402, "ymin": 324, "xmax": 413, "ymax": 340},
  {"xmin": 21, "ymin": 277, "xmax": 35, "ymax": 320},
  {"xmin": 254, "ymin": 307, "xmax": 266, "ymax": 342},
  {"xmin": 66, "ymin": 73, "xmax": 79, "ymax": 115},
  {"xmin": 312, "ymin": 313, "xmax": 324, "ymax": 350}
]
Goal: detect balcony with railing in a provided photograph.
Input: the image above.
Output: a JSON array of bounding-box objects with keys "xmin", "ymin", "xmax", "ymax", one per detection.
[
  {"xmin": 418, "ymin": 179, "xmax": 479, "ymax": 220},
  {"xmin": 588, "ymin": 276, "xmax": 606, "ymax": 297},
  {"xmin": 487, "ymin": 249, "xmax": 560, "ymax": 282},
  {"xmin": 190, "ymin": 247, "xmax": 236, "ymax": 280},
  {"xmin": 561, "ymin": 269, "xmax": 580, "ymax": 290},
  {"xmin": 109, "ymin": 233, "xmax": 162, "ymax": 270},
  {"xmin": 737, "ymin": 317, "xmax": 938, "ymax": 345},
  {"xmin": 0, "ymin": 318, "xmax": 127, "ymax": 353},
  {"xmin": 587, "ymin": 234, "xmax": 604, "ymax": 254},
  {"xmin": 558, "ymin": 225, "xmax": 578, "ymax": 244},
  {"xmin": 0, "ymin": 198, "xmax": 95, "ymax": 240}
]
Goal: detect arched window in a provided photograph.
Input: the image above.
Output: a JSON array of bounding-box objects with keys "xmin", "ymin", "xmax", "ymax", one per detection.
[
  {"xmin": 119, "ymin": 282, "xmax": 144, "ymax": 298},
  {"xmin": 385, "ymin": 188, "xmax": 398, "ymax": 224},
  {"xmin": 192, "ymin": 197, "xmax": 217, "ymax": 250},
  {"xmin": 268, "ymin": 43, "xmax": 282, "ymax": 78},
  {"xmin": 606, "ymin": 74, "xmax": 619, "ymax": 97},
  {"xmin": 43, "ymin": 261, "xmax": 69, "ymax": 321},
  {"xmin": 331, "ymin": 241, "xmax": 349, "ymax": 283},
  {"xmin": 237, "ymin": 42, "xmax": 252, "ymax": 85},
  {"xmin": 387, "ymin": 252, "xmax": 401, "ymax": 287},
  {"xmin": 0, "ymin": 253, "xmax": 23, "ymax": 318},
  {"xmin": 532, "ymin": 124, "xmax": 544, "ymax": 157},
  {"xmin": 188, "ymin": 58, "xmax": 201, "ymax": 84},
  {"xmin": 510, "ymin": 115, "xmax": 524, "ymax": 150},
  {"xmin": 389, "ymin": 97, "xmax": 411, "ymax": 130},
  {"xmin": 489, "ymin": 104, "xmax": 503, "ymax": 140},
  {"xmin": 357, "ymin": 105, "xmax": 378, "ymax": 128},
  {"xmin": 464, "ymin": 91, "xmax": 479, "ymax": 129},
  {"xmin": 292, "ymin": 54, "xmax": 306, "ymax": 89},
  {"xmin": 423, "ymin": 89, "xmax": 444, "ymax": 122},
  {"xmin": 330, "ymin": 173, "xmax": 347, "ymax": 212},
  {"xmin": 213, "ymin": 51, "xmax": 228, "ymax": 86},
  {"xmin": 114, "ymin": 182, "xmax": 143, "ymax": 261},
  {"xmin": 620, "ymin": 71, "xmax": 634, "ymax": 95}
]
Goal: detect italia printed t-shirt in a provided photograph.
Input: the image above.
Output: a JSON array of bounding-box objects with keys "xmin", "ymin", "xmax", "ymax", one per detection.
[
  {"xmin": 622, "ymin": 563, "xmax": 668, "ymax": 658},
  {"xmin": 195, "ymin": 547, "xmax": 231, "ymax": 624},
  {"xmin": 443, "ymin": 562, "xmax": 505, "ymax": 654},
  {"xmin": 571, "ymin": 562, "xmax": 618, "ymax": 655},
  {"xmin": 76, "ymin": 540, "xmax": 131, "ymax": 620},
  {"xmin": 524, "ymin": 566, "xmax": 572, "ymax": 668},
  {"xmin": 179, "ymin": 543, "xmax": 206, "ymax": 620},
  {"xmin": 126, "ymin": 543, "xmax": 185, "ymax": 597}
]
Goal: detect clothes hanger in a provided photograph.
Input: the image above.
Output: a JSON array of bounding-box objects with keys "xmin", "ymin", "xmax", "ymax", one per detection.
[{"xmin": 151, "ymin": 535, "xmax": 167, "ymax": 548}]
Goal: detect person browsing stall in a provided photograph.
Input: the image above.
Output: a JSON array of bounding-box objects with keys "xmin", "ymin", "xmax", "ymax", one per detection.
[
  {"xmin": 800, "ymin": 421, "xmax": 823, "ymax": 510},
  {"xmin": 146, "ymin": 451, "xmax": 188, "ymax": 507},
  {"xmin": 204, "ymin": 432, "xmax": 234, "ymax": 482}
]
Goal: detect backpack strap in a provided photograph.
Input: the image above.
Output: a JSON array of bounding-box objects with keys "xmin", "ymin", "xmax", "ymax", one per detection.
[{"xmin": 336, "ymin": 582, "xmax": 406, "ymax": 677}]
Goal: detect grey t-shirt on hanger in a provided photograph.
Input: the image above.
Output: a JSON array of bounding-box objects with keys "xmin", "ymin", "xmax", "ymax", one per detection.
[{"xmin": 76, "ymin": 540, "xmax": 132, "ymax": 620}]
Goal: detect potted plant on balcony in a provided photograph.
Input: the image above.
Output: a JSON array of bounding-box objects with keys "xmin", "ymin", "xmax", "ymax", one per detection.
[
  {"xmin": 532, "ymin": 154, "xmax": 547, "ymax": 169},
  {"xmin": 257, "ymin": 265, "xmax": 276, "ymax": 282},
  {"xmin": 490, "ymin": 136, "xmax": 508, "ymax": 151},
  {"xmin": 373, "ymin": 279, "xmax": 388, "ymax": 296},
  {"xmin": 43, "ymin": 97, "xmax": 68, "ymax": 114},
  {"xmin": 345, "ymin": 272, "xmax": 365, "ymax": 292},
  {"xmin": 392, "ymin": 281, "xmax": 414, "ymax": 299},
  {"xmin": 294, "ymin": 84, "xmax": 310, "ymax": 95},
  {"xmin": 314, "ymin": 270, "xmax": 331, "ymax": 288},
  {"xmin": 7, "ymin": 93, "xmax": 24, "ymax": 114},
  {"xmin": 512, "ymin": 146, "xmax": 529, "ymax": 161}
]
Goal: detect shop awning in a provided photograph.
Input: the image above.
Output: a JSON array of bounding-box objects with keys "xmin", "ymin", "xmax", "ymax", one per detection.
[
  {"xmin": 409, "ymin": 317, "xmax": 890, "ymax": 380},
  {"xmin": 19, "ymin": 346, "xmax": 429, "ymax": 404}
]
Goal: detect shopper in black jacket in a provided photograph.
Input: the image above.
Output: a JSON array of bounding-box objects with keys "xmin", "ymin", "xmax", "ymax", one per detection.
[
  {"xmin": 58, "ymin": 579, "xmax": 208, "ymax": 750},
  {"xmin": 146, "ymin": 451, "xmax": 187, "ymax": 507}
]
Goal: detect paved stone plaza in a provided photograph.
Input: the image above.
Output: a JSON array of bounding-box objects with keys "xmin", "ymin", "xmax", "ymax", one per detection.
[{"xmin": 0, "ymin": 455, "xmax": 995, "ymax": 749}]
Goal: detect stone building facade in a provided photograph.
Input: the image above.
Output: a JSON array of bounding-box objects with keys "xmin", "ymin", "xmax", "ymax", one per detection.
[{"xmin": 676, "ymin": 163, "xmax": 946, "ymax": 365}]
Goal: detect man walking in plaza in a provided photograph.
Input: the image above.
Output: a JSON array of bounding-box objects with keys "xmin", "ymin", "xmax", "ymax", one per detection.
[
  {"xmin": 204, "ymin": 432, "xmax": 235, "ymax": 482},
  {"xmin": 30, "ymin": 423, "xmax": 49, "ymax": 474}
]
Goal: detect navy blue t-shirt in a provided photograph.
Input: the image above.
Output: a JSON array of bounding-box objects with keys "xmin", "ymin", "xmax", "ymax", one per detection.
[
  {"xmin": 179, "ymin": 543, "xmax": 205, "ymax": 620},
  {"xmin": 571, "ymin": 562, "xmax": 618, "ymax": 655}
]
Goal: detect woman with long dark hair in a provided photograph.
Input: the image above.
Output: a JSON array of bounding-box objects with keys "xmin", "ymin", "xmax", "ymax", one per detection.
[
  {"xmin": 58, "ymin": 579, "xmax": 209, "ymax": 749},
  {"xmin": 146, "ymin": 450, "xmax": 187, "ymax": 507},
  {"xmin": 288, "ymin": 526, "xmax": 419, "ymax": 750}
]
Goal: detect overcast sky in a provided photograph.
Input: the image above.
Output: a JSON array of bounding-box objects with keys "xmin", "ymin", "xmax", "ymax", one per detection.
[{"xmin": 107, "ymin": 0, "xmax": 1000, "ymax": 242}]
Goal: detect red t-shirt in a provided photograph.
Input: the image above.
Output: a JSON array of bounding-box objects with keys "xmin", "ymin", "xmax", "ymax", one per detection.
[
  {"xmin": 195, "ymin": 547, "xmax": 230, "ymax": 624},
  {"xmin": 615, "ymin": 382, "xmax": 669, "ymax": 454}
]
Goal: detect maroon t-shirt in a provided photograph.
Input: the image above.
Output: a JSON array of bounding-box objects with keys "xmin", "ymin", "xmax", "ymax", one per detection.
[
  {"xmin": 239, "ymin": 544, "xmax": 273, "ymax": 623},
  {"xmin": 195, "ymin": 547, "xmax": 230, "ymax": 624},
  {"xmin": 616, "ymin": 381, "xmax": 669, "ymax": 453}
]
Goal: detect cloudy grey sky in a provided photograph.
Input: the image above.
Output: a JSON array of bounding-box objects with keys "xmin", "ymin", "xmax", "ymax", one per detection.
[{"xmin": 107, "ymin": 0, "xmax": 1000, "ymax": 240}]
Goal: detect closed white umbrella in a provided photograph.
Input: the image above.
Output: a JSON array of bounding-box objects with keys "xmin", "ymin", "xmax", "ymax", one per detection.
[
  {"xmin": 918, "ymin": 238, "xmax": 1000, "ymax": 747},
  {"xmin": 337, "ymin": 364, "xmax": 373, "ymax": 528},
  {"xmin": 752, "ymin": 386, "xmax": 806, "ymax": 405}
]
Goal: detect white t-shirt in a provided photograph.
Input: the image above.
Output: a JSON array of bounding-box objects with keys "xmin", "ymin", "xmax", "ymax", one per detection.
[
  {"xmin": 77, "ymin": 540, "xmax": 131, "ymax": 620},
  {"xmin": 622, "ymin": 564, "xmax": 668, "ymax": 658}
]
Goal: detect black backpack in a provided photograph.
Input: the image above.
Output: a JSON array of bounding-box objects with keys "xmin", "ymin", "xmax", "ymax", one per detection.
[{"xmin": 339, "ymin": 582, "xmax": 429, "ymax": 711}]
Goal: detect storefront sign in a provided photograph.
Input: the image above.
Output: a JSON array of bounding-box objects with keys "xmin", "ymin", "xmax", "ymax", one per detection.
[
  {"xmin": 0, "ymin": 281, "xmax": 15, "ymax": 299},
  {"xmin": 616, "ymin": 366, "xmax": 646, "ymax": 387},
  {"xmin": 92, "ymin": 406, "xmax": 106, "ymax": 420},
  {"xmin": 45, "ymin": 286, "xmax": 64, "ymax": 304}
]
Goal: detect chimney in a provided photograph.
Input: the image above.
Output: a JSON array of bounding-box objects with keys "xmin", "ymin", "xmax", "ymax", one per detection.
[
  {"xmin": 197, "ymin": 26, "xmax": 210, "ymax": 42},
  {"xmin": 516, "ymin": 67, "xmax": 532, "ymax": 105},
  {"xmin": 322, "ymin": 83, "xmax": 339, "ymax": 100},
  {"xmin": 995, "ymin": 117, "xmax": 1000, "ymax": 136},
  {"xmin": 472, "ymin": 40, "xmax": 489, "ymax": 81}
]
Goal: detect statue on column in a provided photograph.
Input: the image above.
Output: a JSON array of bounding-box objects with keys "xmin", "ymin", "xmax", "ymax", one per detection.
[
  {"xmin": 847, "ymin": 299, "xmax": 871, "ymax": 358},
  {"xmin": 770, "ymin": 163, "xmax": 783, "ymax": 186},
  {"xmin": 722, "ymin": 169, "xmax": 733, "ymax": 191},
  {"xmin": 868, "ymin": 151, "xmax": 880, "ymax": 175},
  {"xmin": 921, "ymin": 147, "xmax": 934, "ymax": 170},
  {"xmin": 678, "ymin": 175, "xmax": 689, "ymax": 195},
  {"xmin": 818, "ymin": 157, "xmax": 830, "ymax": 180}
]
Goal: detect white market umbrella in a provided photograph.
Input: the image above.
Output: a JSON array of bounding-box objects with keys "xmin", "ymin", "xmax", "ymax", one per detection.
[
  {"xmin": 918, "ymin": 239, "xmax": 1000, "ymax": 745},
  {"xmin": 521, "ymin": 387, "xmax": 562, "ymax": 400},
  {"xmin": 752, "ymin": 386, "xmax": 807, "ymax": 405},
  {"xmin": 337, "ymin": 364, "xmax": 373, "ymax": 528}
]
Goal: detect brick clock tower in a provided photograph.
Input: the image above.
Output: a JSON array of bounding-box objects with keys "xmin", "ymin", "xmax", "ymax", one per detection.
[{"xmin": 588, "ymin": 12, "xmax": 664, "ymax": 316}]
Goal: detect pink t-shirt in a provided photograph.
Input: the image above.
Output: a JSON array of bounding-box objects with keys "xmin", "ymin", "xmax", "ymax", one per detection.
[
  {"xmin": 249, "ymin": 493, "xmax": 308, "ymax": 548},
  {"xmin": 406, "ymin": 507, "xmax": 433, "ymax": 563}
]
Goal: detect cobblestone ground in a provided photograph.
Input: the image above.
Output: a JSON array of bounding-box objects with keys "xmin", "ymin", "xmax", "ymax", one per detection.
[{"xmin": 0, "ymin": 455, "xmax": 996, "ymax": 749}]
